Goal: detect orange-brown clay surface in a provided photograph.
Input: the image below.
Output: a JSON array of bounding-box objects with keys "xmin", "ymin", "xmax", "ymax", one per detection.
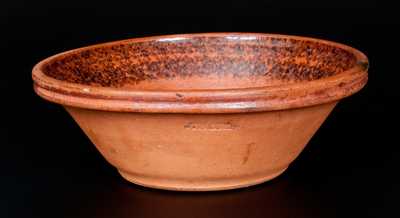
[{"xmin": 32, "ymin": 33, "xmax": 368, "ymax": 191}]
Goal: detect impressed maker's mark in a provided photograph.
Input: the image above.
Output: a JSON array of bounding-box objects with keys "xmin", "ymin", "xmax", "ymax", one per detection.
[{"xmin": 184, "ymin": 121, "xmax": 239, "ymax": 131}]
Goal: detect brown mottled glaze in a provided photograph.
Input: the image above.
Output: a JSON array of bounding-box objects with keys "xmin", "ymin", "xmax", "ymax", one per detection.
[
  {"xmin": 43, "ymin": 36, "xmax": 356, "ymax": 88},
  {"xmin": 32, "ymin": 33, "xmax": 368, "ymax": 191}
]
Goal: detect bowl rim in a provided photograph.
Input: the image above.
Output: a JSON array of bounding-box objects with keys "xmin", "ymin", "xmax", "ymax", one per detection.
[{"xmin": 32, "ymin": 32, "xmax": 368, "ymax": 113}]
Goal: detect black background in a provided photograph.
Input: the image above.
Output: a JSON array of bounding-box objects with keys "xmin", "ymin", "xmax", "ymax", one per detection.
[{"xmin": 1, "ymin": 1, "xmax": 398, "ymax": 217}]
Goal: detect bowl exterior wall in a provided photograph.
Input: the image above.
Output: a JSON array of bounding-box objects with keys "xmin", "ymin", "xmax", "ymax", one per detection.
[{"xmin": 66, "ymin": 101, "xmax": 337, "ymax": 191}]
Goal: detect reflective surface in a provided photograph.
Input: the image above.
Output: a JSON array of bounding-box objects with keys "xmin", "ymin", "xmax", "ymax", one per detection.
[{"xmin": 25, "ymin": 169, "xmax": 336, "ymax": 218}]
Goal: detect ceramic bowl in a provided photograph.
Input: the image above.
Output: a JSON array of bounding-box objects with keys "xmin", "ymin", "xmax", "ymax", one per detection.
[{"xmin": 32, "ymin": 33, "xmax": 368, "ymax": 191}]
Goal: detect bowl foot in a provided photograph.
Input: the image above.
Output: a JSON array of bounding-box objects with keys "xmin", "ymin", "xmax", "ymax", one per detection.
[{"xmin": 118, "ymin": 168, "xmax": 288, "ymax": 191}]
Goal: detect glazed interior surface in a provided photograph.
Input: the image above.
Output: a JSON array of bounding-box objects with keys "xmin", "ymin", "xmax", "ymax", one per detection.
[{"xmin": 43, "ymin": 35, "xmax": 358, "ymax": 90}]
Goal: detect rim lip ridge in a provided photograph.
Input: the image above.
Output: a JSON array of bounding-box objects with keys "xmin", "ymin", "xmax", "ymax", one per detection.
[{"xmin": 32, "ymin": 32, "xmax": 368, "ymax": 113}]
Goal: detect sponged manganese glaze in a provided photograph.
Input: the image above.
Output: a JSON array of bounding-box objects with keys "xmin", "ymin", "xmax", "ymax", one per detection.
[{"xmin": 32, "ymin": 33, "xmax": 368, "ymax": 191}]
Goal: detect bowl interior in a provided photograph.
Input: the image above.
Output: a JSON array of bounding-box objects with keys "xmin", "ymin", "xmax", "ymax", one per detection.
[{"xmin": 42, "ymin": 35, "xmax": 358, "ymax": 91}]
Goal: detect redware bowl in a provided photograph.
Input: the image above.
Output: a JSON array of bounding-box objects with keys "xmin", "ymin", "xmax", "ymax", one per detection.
[{"xmin": 32, "ymin": 33, "xmax": 368, "ymax": 191}]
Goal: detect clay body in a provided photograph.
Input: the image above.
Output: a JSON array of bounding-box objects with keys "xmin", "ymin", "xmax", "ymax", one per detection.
[{"xmin": 32, "ymin": 33, "xmax": 368, "ymax": 191}]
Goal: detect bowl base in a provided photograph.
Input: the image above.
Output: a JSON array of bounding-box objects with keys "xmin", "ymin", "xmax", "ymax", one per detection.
[{"xmin": 118, "ymin": 167, "xmax": 288, "ymax": 191}]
